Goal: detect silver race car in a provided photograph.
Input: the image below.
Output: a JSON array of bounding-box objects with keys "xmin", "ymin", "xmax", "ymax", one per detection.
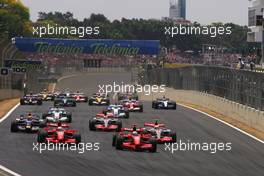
[{"xmin": 42, "ymin": 107, "xmax": 72, "ymax": 123}]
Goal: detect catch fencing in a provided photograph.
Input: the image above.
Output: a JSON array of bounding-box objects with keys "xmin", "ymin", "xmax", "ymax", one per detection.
[{"xmin": 141, "ymin": 65, "xmax": 264, "ymax": 111}]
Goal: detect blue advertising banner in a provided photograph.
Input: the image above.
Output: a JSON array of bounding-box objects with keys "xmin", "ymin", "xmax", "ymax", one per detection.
[
  {"xmin": 13, "ymin": 37, "xmax": 160, "ymax": 55},
  {"xmin": 4, "ymin": 60, "xmax": 43, "ymax": 69}
]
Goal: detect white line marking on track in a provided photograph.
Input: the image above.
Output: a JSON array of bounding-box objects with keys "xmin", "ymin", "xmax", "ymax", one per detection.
[
  {"xmin": 0, "ymin": 103, "xmax": 21, "ymax": 176},
  {"xmin": 0, "ymin": 103, "xmax": 20, "ymax": 123},
  {"xmin": 0, "ymin": 165, "xmax": 21, "ymax": 176},
  {"xmin": 178, "ymin": 103, "xmax": 264, "ymax": 144}
]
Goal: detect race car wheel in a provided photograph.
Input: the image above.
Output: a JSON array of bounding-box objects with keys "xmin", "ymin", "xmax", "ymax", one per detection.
[
  {"xmin": 170, "ymin": 131, "xmax": 177, "ymax": 143},
  {"xmin": 39, "ymin": 120, "xmax": 47, "ymax": 128},
  {"xmin": 172, "ymin": 103, "xmax": 177, "ymax": 110},
  {"xmin": 37, "ymin": 101, "xmax": 43, "ymax": 105},
  {"xmin": 116, "ymin": 136, "xmax": 124, "ymax": 150},
  {"xmin": 124, "ymin": 111, "xmax": 129, "ymax": 119},
  {"xmin": 74, "ymin": 133, "xmax": 81, "ymax": 144},
  {"xmin": 116, "ymin": 121, "xmax": 122, "ymax": 132},
  {"xmin": 112, "ymin": 134, "xmax": 117, "ymax": 146},
  {"xmin": 89, "ymin": 120, "xmax": 96, "ymax": 131},
  {"xmin": 152, "ymin": 102, "xmax": 157, "ymax": 109},
  {"xmin": 20, "ymin": 99, "xmax": 25, "ymax": 105},
  {"xmin": 106, "ymin": 100, "xmax": 110, "ymax": 106},
  {"xmin": 10, "ymin": 121, "xmax": 18, "ymax": 132},
  {"xmin": 88, "ymin": 99, "xmax": 93, "ymax": 106},
  {"xmin": 37, "ymin": 130, "xmax": 48, "ymax": 143},
  {"xmin": 42, "ymin": 113, "xmax": 48, "ymax": 119},
  {"xmin": 67, "ymin": 116, "xmax": 72, "ymax": 123},
  {"xmin": 149, "ymin": 138, "xmax": 157, "ymax": 153},
  {"xmin": 67, "ymin": 113, "xmax": 72, "ymax": 119},
  {"xmin": 139, "ymin": 105, "xmax": 143, "ymax": 112}
]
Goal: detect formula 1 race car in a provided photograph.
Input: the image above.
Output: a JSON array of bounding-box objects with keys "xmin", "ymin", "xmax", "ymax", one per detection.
[
  {"xmin": 72, "ymin": 92, "xmax": 88, "ymax": 103},
  {"xmin": 117, "ymin": 92, "xmax": 139, "ymax": 101},
  {"xmin": 112, "ymin": 126, "xmax": 157, "ymax": 152},
  {"xmin": 89, "ymin": 113, "xmax": 122, "ymax": 132},
  {"xmin": 54, "ymin": 97, "xmax": 76, "ymax": 107},
  {"xmin": 37, "ymin": 122, "xmax": 81, "ymax": 144},
  {"xmin": 152, "ymin": 97, "xmax": 177, "ymax": 110},
  {"xmin": 42, "ymin": 107, "xmax": 72, "ymax": 123},
  {"xmin": 142, "ymin": 121, "xmax": 177, "ymax": 143},
  {"xmin": 120, "ymin": 99, "xmax": 143, "ymax": 112},
  {"xmin": 103, "ymin": 105, "xmax": 129, "ymax": 118},
  {"xmin": 39, "ymin": 90, "xmax": 55, "ymax": 101},
  {"xmin": 10, "ymin": 113, "xmax": 46, "ymax": 133},
  {"xmin": 20, "ymin": 94, "xmax": 43, "ymax": 105},
  {"xmin": 88, "ymin": 93, "xmax": 110, "ymax": 106}
]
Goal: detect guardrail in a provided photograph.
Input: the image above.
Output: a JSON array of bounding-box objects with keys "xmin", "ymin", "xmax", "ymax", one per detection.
[{"xmin": 141, "ymin": 65, "xmax": 264, "ymax": 111}]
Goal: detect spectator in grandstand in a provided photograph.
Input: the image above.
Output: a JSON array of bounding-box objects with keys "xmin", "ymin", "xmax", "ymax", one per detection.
[
  {"xmin": 238, "ymin": 57, "xmax": 245, "ymax": 69},
  {"xmin": 249, "ymin": 58, "xmax": 255, "ymax": 71}
]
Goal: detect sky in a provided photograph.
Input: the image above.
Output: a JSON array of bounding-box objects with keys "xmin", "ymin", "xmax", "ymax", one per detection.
[{"xmin": 21, "ymin": 0, "xmax": 250, "ymax": 25}]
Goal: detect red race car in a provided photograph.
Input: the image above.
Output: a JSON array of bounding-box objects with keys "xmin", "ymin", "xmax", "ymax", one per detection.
[
  {"xmin": 120, "ymin": 99, "xmax": 143, "ymax": 112},
  {"xmin": 89, "ymin": 113, "xmax": 122, "ymax": 132},
  {"xmin": 142, "ymin": 121, "xmax": 177, "ymax": 143},
  {"xmin": 72, "ymin": 92, "xmax": 88, "ymax": 103},
  {"xmin": 37, "ymin": 122, "xmax": 81, "ymax": 144},
  {"xmin": 112, "ymin": 125, "xmax": 157, "ymax": 152}
]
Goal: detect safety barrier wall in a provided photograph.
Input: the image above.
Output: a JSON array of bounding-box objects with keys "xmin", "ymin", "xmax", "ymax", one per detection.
[{"xmin": 141, "ymin": 66, "xmax": 264, "ymax": 111}]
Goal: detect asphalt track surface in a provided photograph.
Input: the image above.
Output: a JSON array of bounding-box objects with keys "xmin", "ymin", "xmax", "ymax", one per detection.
[{"xmin": 0, "ymin": 72, "xmax": 264, "ymax": 176}]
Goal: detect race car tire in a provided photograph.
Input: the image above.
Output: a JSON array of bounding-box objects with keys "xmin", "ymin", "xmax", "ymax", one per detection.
[
  {"xmin": 139, "ymin": 105, "xmax": 143, "ymax": 112},
  {"xmin": 74, "ymin": 133, "xmax": 81, "ymax": 144},
  {"xmin": 116, "ymin": 136, "xmax": 124, "ymax": 150},
  {"xmin": 37, "ymin": 129, "xmax": 48, "ymax": 143},
  {"xmin": 89, "ymin": 119, "xmax": 96, "ymax": 131},
  {"xmin": 116, "ymin": 121, "xmax": 122, "ymax": 132},
  {"xmin": 112, "ymin": 134, "xmax": 117, "ymax": 147},
  {"xmin": 152, "ymin": 102, "xmax": 157, "ymax": 109},
  {"xmin": 67, "ymin": 116, "xmax": 72, "ymax": 123},
  {"xmin": 39, "ymin": 120, "xmax": 47, "ymax": 128},
  {"xmin": 88, "ymin": 99, "xmax": 94, "ymax": 106},
  {"xmin": 124, "ymin": 111, "xmax": 129, "ymax": 119},
  {"xmin": 173, "ymin": 104, "xmax": 177, "ymax": 110},
  {"xmin": 20, "ymin": 99, "xmax": 25, "ymax": 105},
  {"xmin": 170, "ymin": 131, "xmax": 177, "ymax": 143},
  {"xmin": 67, "ymin": 113, "xmax": 72, "ymax": 119},
  {"xmin": 37, "ymin": 101, "xmax": 43, "ymax": 105},
  {"xmin": 149, "ymin": 138, "xmax": 157, "ymax": 153},
  {"xmin": 106, "ymin": 100, "xmax": 110, "ymax": 106},
  {"xmin": 42, "ymin": 113, "xmax": 48, "ymax": 119},
  {"xmin": 10, "ymin": 121, "xmax": 18, "ymax": 132}
]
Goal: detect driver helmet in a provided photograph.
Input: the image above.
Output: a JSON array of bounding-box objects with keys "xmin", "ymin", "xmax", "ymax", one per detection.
[
  {"xmin": 132, "ymin": 125, "xmax": 137, "ymax": 131},
  {"xmin": 27, "ymin": 113, "xmax": 33, "ymax": 118},
  {"xmin": 132, "ymin": 131, "xmax": 138, "ymax": 135}
]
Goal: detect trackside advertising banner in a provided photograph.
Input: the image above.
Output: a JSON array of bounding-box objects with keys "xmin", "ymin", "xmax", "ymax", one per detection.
[{"xmin": 13, "ymin": 37, "xmax": 160, "ymax": 55}]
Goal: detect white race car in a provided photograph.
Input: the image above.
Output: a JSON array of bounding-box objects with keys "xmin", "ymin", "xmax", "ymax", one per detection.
[
  {"xmin": 103, "ymin": 105, "xmax": 129, "ymax": 118},
  {"xmin": 42, "ymin": 107, "xmax": 72, "ymax": 123},
  {"xmin": 152, "ymin": 97, "xmax": 177, "ymax": 110}
]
